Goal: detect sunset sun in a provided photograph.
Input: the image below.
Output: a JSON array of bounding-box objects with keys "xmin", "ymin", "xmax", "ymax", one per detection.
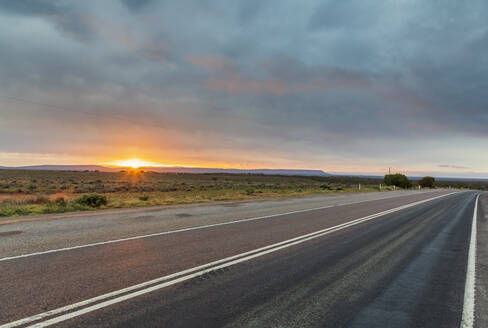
[{"xmin": 107, "ymin": 158, "xmax": 164, "ymax": 168}]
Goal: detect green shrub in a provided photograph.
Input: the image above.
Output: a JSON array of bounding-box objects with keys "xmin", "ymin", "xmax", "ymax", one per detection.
[
  {"xmin": 42, "ymin": 203, "xmax": 67, "ymax": 214},
  {"xmin": 34, "ymin": 195, "xmax": 51, "ymax": 204},
  {"xmin": 0, "ymin": 206, "xmax": 32, "ymax": 217},
  {"xmin": 54, "ymin": 197, "xmax": 66, "ymax": 205},
  {"xmin": 418, "ymin": 176, "xmax": 435, "ymax": 188},
  {"xmin": 76, "ymin": 193, "xmax": 107, "ymax": 208},
  {"xmin": 139, "ymin": 194, "xmax": 149, "ymax": 201},
  {"xmin": 1, "ymin": 198, "xmax": 15, "ymax": 206},
  {"xmin": 384, "ymin": 174, "xmax": 411, "ymax": 188}
]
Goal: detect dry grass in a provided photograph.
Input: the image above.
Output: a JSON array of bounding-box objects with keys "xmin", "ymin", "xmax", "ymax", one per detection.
[{"xmin": 0, "ymin": 169, "xmax": 390, "ymax": 217}]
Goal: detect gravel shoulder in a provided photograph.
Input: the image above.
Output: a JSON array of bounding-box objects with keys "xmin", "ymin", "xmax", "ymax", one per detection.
[{"xmin": 475, "ymin": 192, "xmax": 488, "ymax": 328}]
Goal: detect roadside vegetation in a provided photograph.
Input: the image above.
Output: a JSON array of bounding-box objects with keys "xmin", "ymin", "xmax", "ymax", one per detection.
[
  {"xmin": 386, "ymin": 174, "xmax": 483, "ymax": 190},
  {"xmin": 384, "ymin": 174, "xmax": 411, "ymax": 189},
  {"xmin": 0, "ymin": 169, "xmax": 484, "ymax": 217},
  {"xmin": 0, "ymin": 169, "xmax": 393, "ymax": 217},
  {"xmin": 418, "ymin": 176, "xmax": 435, "ymax": 188}
]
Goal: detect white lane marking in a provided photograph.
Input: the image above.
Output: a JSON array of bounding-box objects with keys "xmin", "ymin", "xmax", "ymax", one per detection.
[
  {"xmin": 1, "ymin": 192, "xmax": 456, "ymax": 328},
  {"xmin": 0, "ymin": 191, "xmax": 436, "ymax": 262},
  {"xmin": 460, "ymin": 194, "xmax": 479, "ymax": 328}
]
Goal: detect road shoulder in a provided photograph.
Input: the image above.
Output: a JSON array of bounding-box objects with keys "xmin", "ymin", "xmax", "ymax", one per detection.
[
  {"xmin": 0, "ymin": 190, "xmax": 433, "ymax": 226},
  {"xmin": 475, "ymin": 192, "xmax": 488, "ymax": 328}
]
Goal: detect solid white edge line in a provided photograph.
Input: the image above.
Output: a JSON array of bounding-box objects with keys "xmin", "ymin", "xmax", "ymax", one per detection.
[
  {"xmin": 460, "ymin": 193, "xmax": 479, "ymax": 328},
  {"xmin": 0, "ymin": 191, "xmax": 436, "ymax": 262},
  {"xmin": 0, "ymin": 192, "xmax": 456, "ymax": 328}
]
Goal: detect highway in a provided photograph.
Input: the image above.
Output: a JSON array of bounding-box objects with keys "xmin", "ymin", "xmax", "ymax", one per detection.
[{"xmin": 0, "ymin": 190, "xmax": 486, "ymax": 327}]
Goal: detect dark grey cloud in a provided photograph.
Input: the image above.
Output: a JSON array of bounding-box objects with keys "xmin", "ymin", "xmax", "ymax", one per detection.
[
  {"xmin": 309, "ymin": 0, "xmax": 382, "ymax": 30},
  {"xmin": 0, "ymin": 0, "xmax": 96, "ymax": 41},
  {"xmin": 0, "ymin": 0, "xmax": 63, "ymax": 15},
  {"xmin": 236, "ymin": 0, "xmax": 262, "ymax": 25},
  {"xmin": 0, "ymin": 0, "xmax": 486, "ymax": 174},
  {"xmin": 121, "ymin": 0, "xmax": 154, "ymax": 12}
]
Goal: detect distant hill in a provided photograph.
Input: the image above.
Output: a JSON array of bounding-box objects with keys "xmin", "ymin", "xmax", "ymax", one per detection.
[
  {"xmin": 0, "ymin": 165, "xmax": 120, "ymax": 172},
  {"xmin": 146, "ymin": 167, "xmax": 330, "ymax": 176},
  {"xmin": 0, "ymin": 165, "xmax": 331, "ymax": 176}
]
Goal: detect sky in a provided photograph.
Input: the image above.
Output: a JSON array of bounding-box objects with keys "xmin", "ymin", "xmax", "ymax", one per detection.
[{"xmin": 0, "ymin": 0, "xmax": 487, "ymax": 178}]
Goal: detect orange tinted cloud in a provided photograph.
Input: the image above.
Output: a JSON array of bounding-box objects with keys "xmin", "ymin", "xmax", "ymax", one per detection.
[{"xmin": 201, "ymin": 61, "xmax": 370, "ymax": 95}]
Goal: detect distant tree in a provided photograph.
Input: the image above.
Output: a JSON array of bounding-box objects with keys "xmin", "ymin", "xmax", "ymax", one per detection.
[
  {"xmin": 384, "ymin": 174, "xmax": 411, "ymax": 189},
  {"xmin": 418, "ymin": 176, "xmax": 435, "ymax": 188}
]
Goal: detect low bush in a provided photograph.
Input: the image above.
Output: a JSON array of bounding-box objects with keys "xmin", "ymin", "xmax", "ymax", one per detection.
[
  {"xmin": 418, "ymin": 176, "xmax": 435, "ymax": 188},
  {"xmin": 54, "ymin": 197, "xmax": 66, "ymax": 205},
  {"xmin": 42, "ymin": 203, "xmax": 67, "ymax": 214},
  {"xmin": 34, "ymin": 195, "xmax": 51, "ymax": 204},
  {"xmin": 139, "ymin": 194, "xmax": 150, "ymax": 201},
  {"xmin": 75, "ymin": 193, "xmax": 107, "ymax": 208},
  {"xmin": 1, "ymin": 198, "xmax": 15, "ymax": 206}
]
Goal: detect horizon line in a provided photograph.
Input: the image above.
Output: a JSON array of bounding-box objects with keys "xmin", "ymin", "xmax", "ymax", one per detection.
[{"xmin": 1, "ymin": 164, "xmax": 487, "ymax": 180}]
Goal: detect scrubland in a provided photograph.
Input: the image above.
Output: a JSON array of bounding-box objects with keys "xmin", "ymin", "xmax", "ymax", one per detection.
[{"xmin": 0, "ymin": 169, "xmax": 394, "ymax": 217}]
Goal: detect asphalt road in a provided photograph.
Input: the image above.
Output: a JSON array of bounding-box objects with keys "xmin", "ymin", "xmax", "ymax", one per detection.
[
  {"xmin": 0, "ymin": 190, "xmax": 434, "ymax": 258},
  {"xmin": 0, "ymin": 190, "xmax": 486, "ymax": 328}
]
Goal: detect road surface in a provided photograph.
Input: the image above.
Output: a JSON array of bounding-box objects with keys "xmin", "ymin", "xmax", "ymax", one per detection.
[{"xmin": 0, "ymin": 190, "xmax": 486, "ymax": 327}]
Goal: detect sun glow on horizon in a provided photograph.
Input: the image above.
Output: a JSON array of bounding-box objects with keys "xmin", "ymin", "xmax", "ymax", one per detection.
[{"xmin": 104, "ymin": 158, "xmax": 168, "ymax": 168}]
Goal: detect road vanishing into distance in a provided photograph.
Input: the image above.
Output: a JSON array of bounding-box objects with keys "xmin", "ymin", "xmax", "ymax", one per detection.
[{"xmin": 0, "ymin": 190, "xmax": 487, "ymax": 327}]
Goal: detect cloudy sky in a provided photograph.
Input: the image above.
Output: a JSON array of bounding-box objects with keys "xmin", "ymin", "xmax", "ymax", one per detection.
[{"xmin": 0, "ymin": 0, "xmax": 487, "ymax": 177}]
